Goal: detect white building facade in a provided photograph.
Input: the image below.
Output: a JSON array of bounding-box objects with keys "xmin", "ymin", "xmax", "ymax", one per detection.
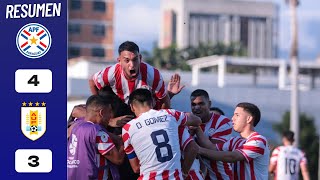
[{"xmin": 159, "ymin": 0, "xmax": 278, "ymax": 58}]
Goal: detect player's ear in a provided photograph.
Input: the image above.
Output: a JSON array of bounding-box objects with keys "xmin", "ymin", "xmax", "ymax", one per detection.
[
  {"xmin": 246, "ymin": 115, "xmax": 253, "ymax": 125},
  {"xmin": 130, "ymin": 104, "xmax": 135, "ymax": 113},
  {"xmin": 117, "ymin": 57, "xmax": 120, "ymax": 62},
  {"xmin": 139, "ymin": 54, "xmax": 142, "ymax": 62}
]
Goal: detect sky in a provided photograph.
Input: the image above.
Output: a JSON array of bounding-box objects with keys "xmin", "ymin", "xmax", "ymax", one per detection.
[{"xmin": 114, "ymin": 0, "xmax": 320, "ymax": 60}]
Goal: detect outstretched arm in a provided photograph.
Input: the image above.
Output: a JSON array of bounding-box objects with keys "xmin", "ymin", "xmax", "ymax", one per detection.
[
  {"xmin": 198, "ymin": 147, "xmax": 246, "ymax": 163},
  {"xmin": 89, "ymin": 76, "xmax": 99, "ymax": 95}
]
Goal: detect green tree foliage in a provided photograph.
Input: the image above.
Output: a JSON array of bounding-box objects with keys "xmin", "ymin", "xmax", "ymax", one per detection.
[
  {"xmin": 143, "ymin": 42, "xmax": 246, "ymax": 70},
  {"xmin": 273, "ymin": 111, "xmax": 319, "ymax": 178}
]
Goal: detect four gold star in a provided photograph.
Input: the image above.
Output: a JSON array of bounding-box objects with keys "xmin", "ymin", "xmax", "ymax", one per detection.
[{"xmin": 22, "ymin": 101, "xmax": 46, "ymax": 107}]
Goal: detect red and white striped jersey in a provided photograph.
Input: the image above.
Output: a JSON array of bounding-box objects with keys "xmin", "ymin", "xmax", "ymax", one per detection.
[
  {"xmin": 122, "ymin": 109, "xmax": 189, "ymax": 180},
  {"xmin": 216, "ymin": 132, "xmax": 270, "ymax": 180},
  {"xmin": 200, "ymin": 113, "xmax": 233, "ymax": 180},
  {"xmin": 179, "ymin": 126, "xmax": 204, "ymax": 180},
  {"xmin": 93, "ymin": 62, "xmax": 167, "ymax": 104},
  {"xmin": 95, "ymin": 130, "xmax": 116, "ymax": 180},
  {"xmin": 270, "ymin": 145, "xmax": 307, "ymax": 180}
]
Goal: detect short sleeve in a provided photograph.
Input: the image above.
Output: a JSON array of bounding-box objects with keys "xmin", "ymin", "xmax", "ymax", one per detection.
[
  {"xmin": 96, "ymin": 130, "xmax": 115, "ymax": 155},
  {"xmin": 178, "ymin": 126, "xmax": 193, "ymax": 151},
  {"xmin": 122, "ymin": 123, "xmax": 136, "ymax": 159},
  {"xmin": 236, "ymin": 138, "xmax": 267, "ymax": 162},
  {"xmin": 165, "ymin": 109, "xmax": 187, "ymax": 126},
  {"xmin": 270, "ymin": 147, "xmax": 280, "ymax": 165},
  {"xmin": 153, "ymin": 71, "xmax": 167, "ymax": 100},
  {"xmin": 92, "ymin": 66, "xmax": 111, "ymax": 89}
]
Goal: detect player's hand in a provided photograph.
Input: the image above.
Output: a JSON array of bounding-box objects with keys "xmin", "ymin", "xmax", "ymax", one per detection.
[
  {"xmin": 71, "ymin": 104, "xmax": 86, "ymax": 118},
  {"xmin": 167, "ymin": 73, "xmax": 185, "ymax": 98},
  {"xmin": 188, "ymin": 126, "xmax": 200, "ymax": 136},
  {"xmin": 112, "ymin": 115, "xmax": 134, "ymax": 127}
]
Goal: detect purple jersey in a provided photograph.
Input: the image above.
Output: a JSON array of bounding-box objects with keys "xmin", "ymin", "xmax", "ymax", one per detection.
[{"xmin": 67, "ymin": 120, "xmax": 115, "ymax": 180}]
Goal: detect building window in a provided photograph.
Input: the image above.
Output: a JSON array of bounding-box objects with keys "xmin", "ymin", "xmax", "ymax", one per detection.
[
  {"xmin": 68, "ymin": 47, "xmax": 81, "ymax": 58},
  {"xmin": 68, "ymin": 24, "xmax": 81, "ymax": 34},
  {"xmin": 92, "ymin": 25, "xmax": 105, "ymax": 36},
  {"xmin": 92, "ymin": 48, "xmax": 105, "ymax": 57},
  {"xmin": 70, "ymin": 0, "xmax": 81, "ymax": 10},
  {"xmin": 93, "ymin": 1, "xmax": 106, "ymax": 12}
]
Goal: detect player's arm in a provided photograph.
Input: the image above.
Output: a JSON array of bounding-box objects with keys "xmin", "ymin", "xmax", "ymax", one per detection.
[
  {"xmin": 185, "ymin": 113, "xmax": 201, "ymax": 127},
  {"xmin": 191, "ymin": 126, "xmax": 217, "ymax": 150},
  {"xmin": 181, "ymin": 140, "xmax": 199, "ymax": 175},
  {"xmin": 89, "ymin": 75, "xmax": 99, "ymax": 95},
  {"xmin": 103, "ymin": 145, "xmax": 125, "ymax": 165},
  {"xmin": 128, "ymin": 156, "xmax": 140, "ymax": 174},
  {"xmin": 167, "ymin": 73, "xmax": 185, "ymax": 99},
  {"xmin": 159, "ymin": 94, "xmax": 171, "ymax": 109},
  {"xmin": 268, "ymin": 163, "xmax": 276, "ymax": 173},
  {"xmin": 300, "ymin": 161, "xmax": 310, "ymax": 180},
  {"xmin": 198, "ymin": 147, "xmax": 246, "ymax": 162}
]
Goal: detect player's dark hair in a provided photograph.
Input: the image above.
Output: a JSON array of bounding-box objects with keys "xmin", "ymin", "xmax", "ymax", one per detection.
[
  {"xmin": 236, "ymin": 102, "xmax": 261, "ymax": 127},
  {"xmin": 86, "ymin": 95, "xmax": 118, "ymax": 113},
  {"xmin": 128, "ymin": 89, "xmax": 153, "ymax": 106},
  {"xmin": 190, "ymin": 89, "xmax": 210, "ymax": 100},
  {"xmin": 118, "ymin": 41, "xmax": 139, "ymax": 55},
  {"xmin": 282, "ymin": 130, "xmax": 295, "ymax": 142},
  {"xmin": 210, "ymin": 107, "xmax": 225, "ymax": 115}
]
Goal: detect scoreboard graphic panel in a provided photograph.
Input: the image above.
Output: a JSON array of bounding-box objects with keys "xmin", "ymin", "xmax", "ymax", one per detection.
[{"xmin": 0, "ymin": 0, "xmax": 67, "ymax": 179}]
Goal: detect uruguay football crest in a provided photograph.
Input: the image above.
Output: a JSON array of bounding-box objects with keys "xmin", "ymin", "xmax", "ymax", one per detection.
[
  {"xmin": 21, "ymin": 101, "xmax": 46, "ymax": 141},
  {"xmin": 16, "ymin": 23, "xmax": 52, "ymax": 59}
]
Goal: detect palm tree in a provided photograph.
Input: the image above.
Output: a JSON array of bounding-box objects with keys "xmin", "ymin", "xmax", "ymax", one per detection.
[{"xmin": 286, "ymin": 0, "xmax": 300, "ymax": 146}]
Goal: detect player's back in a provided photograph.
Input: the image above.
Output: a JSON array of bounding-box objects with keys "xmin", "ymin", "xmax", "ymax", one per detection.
[
  {"xmin": 123, "ymin": 109, "xmax": 185, "ymax": 179},
  {"xmin": 274, "ymin": 145, "xmax": 306, "ymax": 180}
]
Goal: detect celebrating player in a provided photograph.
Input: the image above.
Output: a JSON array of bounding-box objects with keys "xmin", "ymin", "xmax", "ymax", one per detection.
[
  {"xmin": 67, "ymin": 95, "xmax": 124, "ymax": 180},
  {"xmin": 89, "ymin": 41, "xmax": 170, "ymax": 109},
  {"xmin": 122, "ymin": 88, "xmax": 201, "ymax": 179},
  {"xmin": 269, "ymin": 130, "xmax": 310, "ymax": 180},
  {"xmin": 190, "ymin": 89, "xmax": 233, "ymax": 179},
  {"xmin": 196, "ymin": 102, "xmax": 270, "ymax": 179}
]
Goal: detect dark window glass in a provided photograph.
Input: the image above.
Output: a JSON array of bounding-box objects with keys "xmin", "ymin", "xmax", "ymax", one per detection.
[
  {"xmin": 92, "ymin": 48, "xmax": 105, "ymax": 57},
  {"xmin": 68, "ymin": 47, "xmax": 80, "ymax": 58},
  {"xmin": 93, "ymin": 1, "xmax": 106, "ymax": 12},
  {"xmin": 70, "ymin": 0, "xmax": 81, "ymax": 10},
  {"xmin": 68, "ymin": 24, "xmax": 81, "ymax": 34},
  {"xmin": 92, "ymin": 25, "xmax": 105, "ymax": 36}
]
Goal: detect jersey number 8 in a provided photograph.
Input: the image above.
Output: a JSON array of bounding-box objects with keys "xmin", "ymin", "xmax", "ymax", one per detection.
[{"xmin": 151, "ymin": 130, "xmax": 173, "ymax": 162}]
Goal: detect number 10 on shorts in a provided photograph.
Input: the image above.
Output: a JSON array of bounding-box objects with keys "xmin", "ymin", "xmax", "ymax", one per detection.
[{"xmin": 15, "ymin": 69, "xmax": 52, "ymax": 93}]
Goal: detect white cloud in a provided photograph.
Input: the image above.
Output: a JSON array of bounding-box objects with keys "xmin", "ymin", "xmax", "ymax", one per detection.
[{"xmin": 114, "ymin": 4, "xmax": 160, "ymax": 44}]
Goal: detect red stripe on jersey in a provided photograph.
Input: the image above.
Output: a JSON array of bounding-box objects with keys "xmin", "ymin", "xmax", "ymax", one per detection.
[
  {"xmin": 138, "ymin": 174, "xmax": 144, "ymax": 180},
  {"xmin": 122, "ymin": 133, "xmax": 130, "ymax": 142},
  {"xmin": 128, "ymin": 80, "xmax": 135, "ymax": 93},
  {"xmin": 210, "ymin": 161, "xmax": 222, "ymax": 179},
  {"xmin": 157, "ymin": 81, "xmax": 166, "ymax": 99},
  {"xmin": 95, "ymin": 71, "xmax": 103, "ymax": 89},
  {"xmin": 242, "ymin": 145, "xmax": 265, "ymax": 155},
  {"xmin": 200, "ymin": 124, "xmax": 205, "ymax": 132},
  {"xmin": 234, "ymin": 138, "xmax": 244, "ymax": 150},
  {"xmin": 98, "ymin": 155, "xmax": 105, "ymax": 180},
  {"xmin": 174, "ymin": 111, "xmax": 182, "ymax": 121},
  {"xmin": 271, "ymin": 154, "xmax": 278, "ymax": 157},
  {"xmin": 223, "ymin": 162, "xmax": 233, "ymax": 179},
  {"xmin": 178, "ymin": 126, "xmax": 184, "ymax": 150},
  {"xmin": 152, "ymin": 68, "xmax": 160, "ymax": 90},
  {"xmin": 102, "ymin": 66, "xmax": 111, "ymax": 87},
  {"xmin": 234, "ymin": 163, "xmax": 239, "ymax": 180},
  {"xmin": 180, "ymin": 116, "xmax": 187, "ymax": 126},
  {"xmin": 217, "ymin": 118, "xmax": 231, "ymax": 129},
  {"xmin": 240, "ymin": 161, "xmax": 245, "ymax": 180},
  {"xmin": 124, "ymin": 144, "xmax": 133, "ymax": 154},
  {"xmin": 212, "ymin": 129, "xmax": 232, "ymax": 138},
  {"xmin": 140, "ymin": 63, "xmax": 148, "ymax": 86},
  {"xmin": 162, "ymin": 170, "xmax": 169, "ymax": 180},
  {"xmin": 229, "ymin": 138, "xmax": 235, "ymax": 151},
  {"xmin": 149, "ymin": 172, "xmax": 156, "ymax": 180},
  {"xmin": 165, "ymin": 109, "xmax": 174, "ymax": 116},
  {"xmin": 189, "ymin": 170, "xmax": 199, "ymax": 180},
  {"xmin": 216, "ymin": 143, "xmax": 224, "ymax": 151},
  {"xmin": 174, "ymin": 169, "xmax": 180, "ymax": 180},
  {"xmin": 115, "ymin": 64, "xmax": 124, "ymax": 101},
  {"xmin": 247, "ymin": 137, "xmax": 267, "ymax": 146},
  {"xmin": 211, "ymin": 114, "xmax": 221, "ymax": 129},
  {"xmin": 250, "ymin": 160, "xmax": 256, "ymax": 180},
  {"xmin": 123, "ymin": 124, "xmax": 131, "ymax": 131}
]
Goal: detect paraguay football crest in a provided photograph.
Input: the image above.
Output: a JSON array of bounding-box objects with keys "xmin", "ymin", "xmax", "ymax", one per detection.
[
  {"xmin": 16, "ymin": 23, "xmax": 51, "ymax": 58},
  {"xmin": 21, "ymin": 101, "xmax": 46, "ymax": 141}
]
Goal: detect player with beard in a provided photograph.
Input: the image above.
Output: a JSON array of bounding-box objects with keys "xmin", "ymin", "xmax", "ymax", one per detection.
[{"xmin": 89, "ymin": 41, "xmax": 170, "ymax": 109}]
